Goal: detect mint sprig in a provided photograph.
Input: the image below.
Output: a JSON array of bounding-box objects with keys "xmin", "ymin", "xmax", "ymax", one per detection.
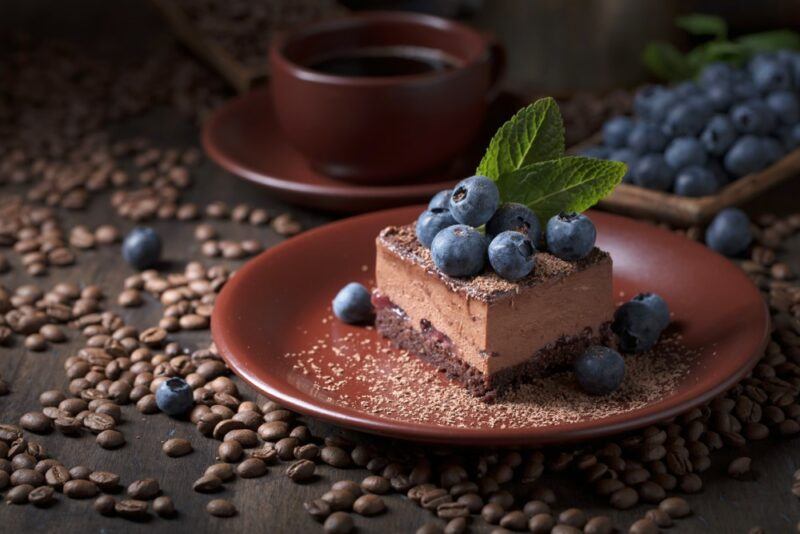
[{"xmin": 477, "ymin": 98, "xmax": 626, "ymax": 223}]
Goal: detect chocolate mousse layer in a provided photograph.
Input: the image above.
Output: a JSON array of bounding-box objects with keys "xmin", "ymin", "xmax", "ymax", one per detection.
[{"xmin": 375, "ymin": 225, "xmax": 615, "ymax": 379}]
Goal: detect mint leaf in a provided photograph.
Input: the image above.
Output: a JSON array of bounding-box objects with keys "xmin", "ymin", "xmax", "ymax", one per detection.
[
  {"xmin": 496, "ymin": 157, "xmax": 626, "ymax": 223},
  {"xmin": 476, "ymin": 97, "xmax": 564, "ymax": 181},
  {"xmin": 675, "ymin": 14, "xmax": 727, "ymax": 40},
  {"xmin": 642, "ymin": 42, "xmax": 693, "ymax": 82},
  {"xmin": 737, "ymin": 30, "xmax": 800, "ymax": 54}
]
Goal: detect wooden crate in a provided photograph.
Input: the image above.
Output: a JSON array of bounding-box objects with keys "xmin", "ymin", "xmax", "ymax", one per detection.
[{"xmin": 570, "ymin": 134, "xmax": 800, "ymax": 226}]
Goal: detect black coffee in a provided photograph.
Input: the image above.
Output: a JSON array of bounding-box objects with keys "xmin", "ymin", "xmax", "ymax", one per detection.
[{"xmin": 306, "ymin": 46, "xmax": 458, "ymax": 77}]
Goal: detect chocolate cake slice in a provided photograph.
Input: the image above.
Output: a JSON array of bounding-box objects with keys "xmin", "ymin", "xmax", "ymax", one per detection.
[{"xmin": 373, "ymin": 224, "xmax": 614, "ymax": 401}]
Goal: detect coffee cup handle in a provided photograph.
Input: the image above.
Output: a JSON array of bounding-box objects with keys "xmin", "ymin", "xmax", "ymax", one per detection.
[{"xmin": 484, "ymin": 34, "xmax": 506, "ymax": 102}]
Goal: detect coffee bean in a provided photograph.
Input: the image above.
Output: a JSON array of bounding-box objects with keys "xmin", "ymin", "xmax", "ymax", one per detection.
[
  {"xmin": 96, "ymin": 429, "xmax": 125, "ymax": 449},
  {"xmin": 324, "ymin": 511, "xmax": 354, "ymax": 534},
  {"xmin": 83, "ymin": 412, "xmax": 116, "ymax": 433},
  {"xmin": 45, "ymin": 465, "xmax": 70, "ymax": 489},
  {"xmin": 249, "ymin": 445, "xmax": 278, "ymax": 463},
  {"xmin": 552, "ymin": 526, "xmax": 582, "ymax": 534},
  {"xmin": 54, "ymin": 417, "xmax": 82, "ymax": 436},
  {"xmin": 305, "ymin": 498, "xmax": 332, "ymax": 522},
  {"xmin": 89, "ymin": 471, "xmax": 120, "ymax": 492},
  {"xmin": 115, "ymin": 499, "xmax": 149, "ymax": 519},
  {"xmin": 637, "ymin": 481, "xmax": 666, "ymax": 503},
  {"xmin": 193, "ymin": 474, "xmax": 223, "ymax": 493},
  {"xmin": 128, "ymin": 478, "xmax": 160, "ymax": 500},
  {"xmin": 629, "ymin": 518, "xmax": 658, "ymax": 534},
  {"xmin": 294, "ymin": 443, "xmax": 320, "ymax": 461},
  {"xmin": 584, "ymin": 515, "xmax": 614, "ymax": 534},
  {"xmin": 94, "ymin": 494, "xmax": 116, "ymax": 516},
  {"xmin": 528, "ymin": 513, "xmax": 555, "ymax": 534},
  {"xmin": 153, "ymin": 495, "xmax": 176, "ymax": 518},
  {"xmin": 224, "ymin": 428, "xmax": 258, "ymax": 448},
  {"xmin": 481, "ymin": 502, "xmax": 505, "ymax": 524},
  {"xmin": 28, "ymin": 485, "xmax": 55, "ymax": 507},
  {"xmin": 64, "ymin": 479, "xmax": 99, "ymax": 499},
  {"xmin": 361, "ymin": 474, "xmax": 391, "ymax": 494},
  {"xmin": 11, "ymin": 468, "xmax": 44, "ymax": 487},
  {"xmin": 353, "ymin": 494, "xmax": 386, "ymax": 516},
  {"xmin": 205, "ymin": 463, "xmax": 235, "ymax": 482},
  {"xmin": 679, "ymin": 473, "xmax": 702, "ymax": 493},
  {"xmin": 286, "ymin": 459, "xmax": 315, "ymax": 483},
  {"xmin": 422, "ymin": 488, "xmax": 452, "ymax": 510},
  {"xmin": 558, "ymin": 508, "xmax": 587, "ymax": 528},
  {"xmin": 659, "ymin": 496, "xmax": 691, "ymax": 518},
  {"xmin": 321, "ymin": 446, "xmax": 351, "ymax": 468},
  {"xmin": 644, "ymin": 508, "xmax": 672, "ymax": 528},
  {"xmin": 500, "ymin": 510, "xmax": 528, "ymax": 530},
  {"xmin": 610, "ymin": 487, "xmax": 638, "ymax": 509},
  {"xmin": 25, "ymin": 333, "xmax": 47, "ymax": 351},
  {"xmin": 207, "ymin": 498, "xmax": 237, "ymax": 517},
  {"xmin": 163, "ymin": 438, "xmax": 193, "ymax": 457},
  {"xmin": 237, "ymin": 458, "xmax": 267, "ymax": 478},
  {"xmin": 322, "ymin": 489, "xmax": 357, "ymax": 511},
  {"xmin": 728, "ymin": 456, "xmax": 752, "ymax": 479},
  {"xmin": 332, "ymin": 480, "xmax": 362, "ymax": 496},
  {"xmin": 69, "ymin": 466, "xmax": 93, "ymax": 480},
  {"xmin": 19, "ymin": 411, "xmax": 52, "ymax": 434},
  {"xmin": 6, "ymin": 484, "xmax": 34, "ymax": 504}
]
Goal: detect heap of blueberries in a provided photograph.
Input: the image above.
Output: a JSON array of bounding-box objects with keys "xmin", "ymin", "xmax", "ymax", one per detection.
[
  {"xmin": 585, "ymin": 51, "xmax": 800, "ymax": 197},
  {"xmin": 416, "ymin": 175, "xmax": 596, "ymax": 281}
]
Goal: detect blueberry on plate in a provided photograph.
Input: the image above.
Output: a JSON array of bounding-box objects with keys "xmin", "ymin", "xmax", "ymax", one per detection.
[
  {"xmin": 428, "ymin": 189, "xmax": 453, "ymax": 211},
  {"xmin": 704, "ymin": 81, "xmax": 736, "ymax": 112},
  {"xmin": 626, "ymin": 122, "xmax": 667, "ymax": 154},
  {"xmin": 705, "ymin": 208, "xmax": 752, "ymax": 257},
  {"xmin": 673, "ymin": 166, "xmax": 718, "ymax": 197},
  {"xmin": 415, "ymin": 208, "xmax": 457, "ymax": 248},
  {"xmin": 612, "ymin": 300, "xmax": 663, "ymax": 353},
  {"xmin": 766, "ymin": 91, "xmax": 800, "ymax": 125},
  {"xmin": 155, "ymin": 377, "xmax": 194, "ymax": 416},
  {"xmin": 332, "ymin": 282, "xmax": 374, "ymax": 324},
  {"xmin": 632, "ymin": 154, "xmax": 674, "ymax": 191},
  {"xmin": 602, "ymin": 116, "xmax": 634, "ymax": 148},
  {"xmin": 431, "ymin": 225, "xmax": 486, "ymax": 277},
  {"xmin": 122, "ymin": 227, "xmax": 162, "ymax": 270},
  {"xmin": 730, "ymin": 100, "xmax": 776, "ymax": 135},
  {"xmin": 488, "ymin": 231, "xmax": 535, "ymax": 281},
  {"xmin": 723, "ymin": 135, "xmax": 767, "ymax": 177},
  {"xmin": 574, "ymin": 345, "xmax": 625, "ymax": 395},
  {"xmin": 700, "ymin": 115, "xmax": 737, "ymax": 156},
  {"xmin": 545, "ymin": 213, "xmax": 596, "ymax": 261},
  {"xmin": 664, "ymin": 137, "xmax": 707, "ymax": 170},
  {"xmin": 486, "ymin": 203, "xmax": 541, "ymax": 243},
  {"xmin": 449, "ymin": 176, "xmax": 500, "ymax": 227},
  {"xmin": 662, "ymin": 102, "xmax": 707, "ymax": 137},
  {"xmin": 750, "ymin": 56, "xmax": 792, "ymax": 93},
  {"xmin": 631, "ymin": 292, "xmax": 670, "ymax": 331}
]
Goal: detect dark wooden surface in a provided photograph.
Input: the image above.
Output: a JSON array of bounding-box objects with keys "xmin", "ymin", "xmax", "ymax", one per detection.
[{"xmin": 2, "ymin": 1, "xmax": 800, "ymax": 533}]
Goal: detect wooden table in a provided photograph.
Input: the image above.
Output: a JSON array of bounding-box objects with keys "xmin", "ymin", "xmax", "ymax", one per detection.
[{"xmin": 2, "ymin": 2, "xmax": 800, "ymax": 533}]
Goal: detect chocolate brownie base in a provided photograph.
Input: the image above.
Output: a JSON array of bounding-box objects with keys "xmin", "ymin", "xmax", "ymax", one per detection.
[{"xmin": 375, "ymin": 306, "xmax": 613, "ymax": 402}]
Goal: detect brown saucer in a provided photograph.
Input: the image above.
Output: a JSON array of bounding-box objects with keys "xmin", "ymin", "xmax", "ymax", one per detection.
[
  {"xmin": 201, "ymin": 87, "xmax": 522, "ymax": 213},
  {"xmin": 211, "ymin": 206, "xmax": 769, "ymax": 446}
]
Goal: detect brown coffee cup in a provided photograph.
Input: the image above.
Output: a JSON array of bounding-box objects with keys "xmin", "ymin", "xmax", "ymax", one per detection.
[{"xmin": 269, "ymin": 12, "xmax": 505, "ymax": 185}]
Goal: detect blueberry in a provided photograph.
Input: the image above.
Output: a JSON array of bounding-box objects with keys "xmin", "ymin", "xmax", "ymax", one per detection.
[
  {"xmin": 674, "ymin": 80, "xmax": 701, "ymax": 98},
  {"xmin": 662, "ymin": 102, "xmax": 707, "ymax": 137},
  {"xmin": 578, "ymin": 146, "xmax": 610, "ymax": 159},
  {"xmin": 608, "ymin": 148, "xmax": 638, "ymax": 183},
  {"xmin": 415, "ymin": 208, "xmax": 457, "ymax": 248},
  {"xmin": 699, "ymin": 62, "xmax": 737, "ymax": 88},
  {"xmin": 750, "ymin": 56, "xmax": 792, "ymax": 93},
  {"xmin": 632, "ymin": 154, "xmax": 674, "ymax": 191},
  {"xmin": 631, "ymin": 292, "xmax": 670, "ymax": 331},
  {"xmin": 674, "ymin": 165, "xmax": 718, "ymax": 197},
  {"xmin": 633, "ymin": 85, "xmax": 669, "ymax": 119},
  {"xmin": 705, "ymin": 208, "xmax": 752, "ymax": 257},
  {"xmin": 545, "ymin": 213, "xmax": 596, "ymax": 261},
  {"xmin": 449, "ymin": 176, "xmax": 499, "ymax": 227},
  {"xmin": 612, "ymin": 301, "xmax": 663, "ymax": 353},
  {"xmin": 574, "ymin": 346, "xmax": 625, "ymax": 395},
  {"xmin": 664, "ymin": 137, "xmax": 707, "ymax": 170},
  {"xmin": 602, "ymin": 116, "xmax": 634, "ymax": 148},
  {"xmin": 626, "ymin": 122, "xmax": 667, "ymax": 154},
  {"xmin": 700, "ymin": 115, "xmax": 737, "ymax": 156},
  {"xmin": 155, "ymin": 377, "xmax": 193, "ymax": 416},
  {"xmin": 332, "ymin": 282, "xmax": 374, "ymax": 324},
  {"xmin": 638, "ymin": 88, "xmax": 679, "ymax": 122},
  {"xmin": 488, "ymin": 231, "xmax": 536, "ymax": 281},
  {"xmin": 766, "ymin": 91, "xmax": 800, "ymax": 125},
  {"xmin": 122, "ymin": 227, "xmax": 162, "ymax": 270},
  {"xmin": 761, "ymin": 136, "xmax": 785, "ymax": 165},
  {"xmin": 428, "ymin": 189, "xmax": 453, "ymax": 211},
  {"xmin": 780, "ymin": 123, "xmax": 800, "ymax": 151},
  {"xmin": 704, "ymin": 82, "xmax": 736, "ymax": 112},
  {"xmin": 730, "ymin": 100, "xmax": 775, "ymax": 135},
  {"xmin": 431, "ymin": 225, "xmax": 486, "ymax": 277},
  {"xmin": 486, "ymin": 203, "xmax": 541, "ymax": 242},
  {"xmin": 723, "ymin": 135, "xmax": 767, "ymax": 177}
]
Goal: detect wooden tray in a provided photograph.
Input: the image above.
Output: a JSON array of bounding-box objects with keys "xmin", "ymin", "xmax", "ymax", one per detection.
[{"xmin": 570, "ymin": 133, "xmax": 800, "ymax": 226}]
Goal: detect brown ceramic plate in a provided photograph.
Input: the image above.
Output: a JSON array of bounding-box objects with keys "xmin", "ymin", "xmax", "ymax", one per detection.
[
  {"xmin": 201, "ymin": 87, "xmax": 523, "ymax": 213},
  {"xmin": 211, "ymin": 206, "xmax": 769, "ymax": 446}
]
